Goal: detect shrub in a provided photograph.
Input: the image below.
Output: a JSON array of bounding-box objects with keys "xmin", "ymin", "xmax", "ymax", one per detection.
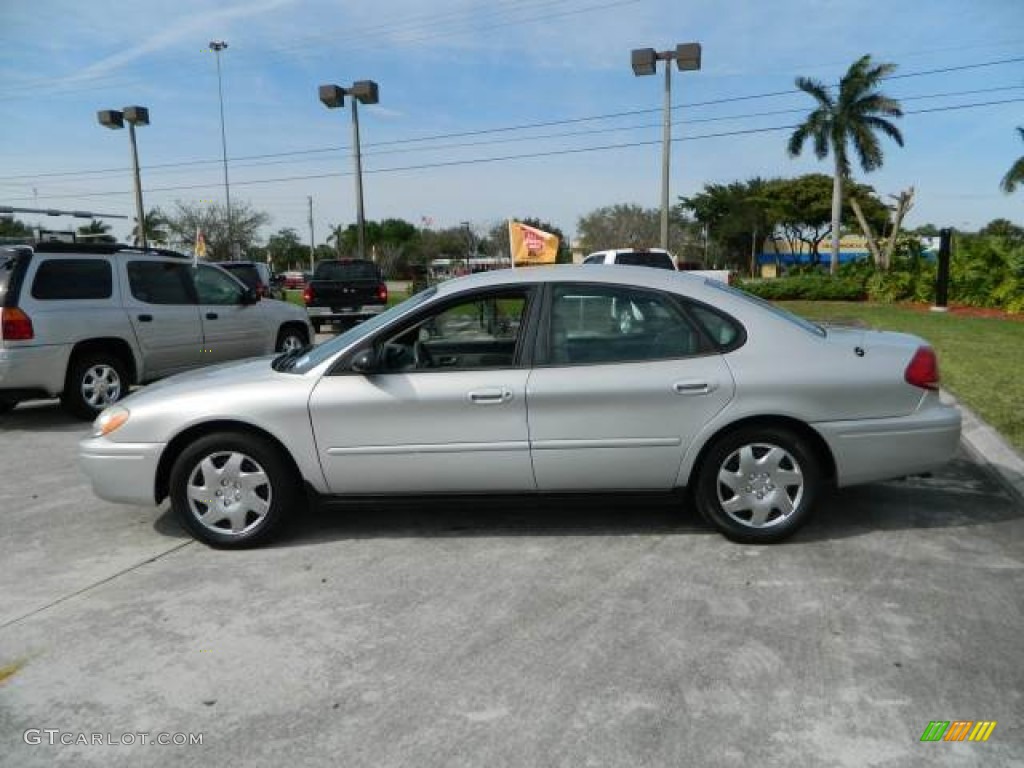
[{"xmin": 737, "ymin": 274, "xmax": 866, "ymax": 301}]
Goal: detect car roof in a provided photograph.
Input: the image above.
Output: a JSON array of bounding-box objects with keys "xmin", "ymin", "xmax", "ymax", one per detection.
[{"xmin": 434, "ymin": 264, "xmax": 705, "ymax": 295}]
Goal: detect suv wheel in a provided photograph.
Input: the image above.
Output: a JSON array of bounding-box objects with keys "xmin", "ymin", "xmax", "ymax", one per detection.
[
  {"xmin": 62, "ymin": 353, "xmax": 128, "ymax": 420},
  {"xmin": 276, "ymin": 326, "xmax": 308, "ymax": 353},
  {"xmin": 169, "ymin": 431, "xmax": 301, "ymax": 547}
]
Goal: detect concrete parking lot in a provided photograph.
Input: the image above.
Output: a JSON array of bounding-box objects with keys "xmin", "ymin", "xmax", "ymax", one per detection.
[{"xmin": 1, "ymin": 397, "xmax": 1022, "ymax": 767}]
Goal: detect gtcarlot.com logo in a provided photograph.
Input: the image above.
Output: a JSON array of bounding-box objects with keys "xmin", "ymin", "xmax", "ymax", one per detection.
[
  {"xmin": 920, "ymin": 721, "xmax": 997, "ymax": 742},
  {"xmin": 24, "ymin": 730, "xmax": 203, "ymax": 746}
]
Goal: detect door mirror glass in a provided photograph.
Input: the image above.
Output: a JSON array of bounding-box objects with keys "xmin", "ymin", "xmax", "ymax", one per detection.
[{"xmin": 350, "ymin": 347, "xmax": 379, "ymax": 373}]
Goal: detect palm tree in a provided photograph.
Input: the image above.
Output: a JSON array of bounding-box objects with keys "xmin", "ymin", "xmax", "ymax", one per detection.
[
  {"xmin": 788, "ymin": 54, "xmax": 904, "ymax": 274},
  {"xmin": 132, "ymin": 208, "xmax": 169, "ymax": 246},
  {"xmin": 326, "ymin": 223, "xmax": 349, "ymax": 256},
  {"xmin": 1000, "ymin": 127, "xmax": 1024, "ymax": 194},
  {"xmin": 77, "ymin": 219, "xmax": 111, "ymax": 236}
]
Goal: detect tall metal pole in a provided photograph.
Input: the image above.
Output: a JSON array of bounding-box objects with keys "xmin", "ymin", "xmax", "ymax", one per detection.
[
  {"xmin": 351, "ymin": 98, "xmax": 367, "ymax": 261},
  {"xmin": 127, "ymin": 122, "xmax": 147, "ymax": 249},
  {"xmin": 308, "ymin": 195, "xmax": 315, "ymax": 272},
  {"xmin": 211, "ymin": 41, "xmax": 234, "ymax": 258},
  {"xmin": 660, "ymin": 56, "xmax": 672, "ymax": 251}
]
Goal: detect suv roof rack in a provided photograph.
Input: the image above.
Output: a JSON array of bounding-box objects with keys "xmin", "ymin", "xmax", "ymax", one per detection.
[{"xmin": 31, "ymin": 242, "xmax": 191, "ymax": 258}]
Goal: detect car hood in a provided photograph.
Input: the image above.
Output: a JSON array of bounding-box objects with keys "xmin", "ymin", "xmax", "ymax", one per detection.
[{"xmin": 121, "ymin": 356, "xmax": 281, "ymax": 406}]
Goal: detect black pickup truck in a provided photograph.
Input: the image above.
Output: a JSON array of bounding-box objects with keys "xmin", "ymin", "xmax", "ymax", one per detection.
[{"xmin": 303, "ymin": 259, "xmax": 388, "ymax": 333}]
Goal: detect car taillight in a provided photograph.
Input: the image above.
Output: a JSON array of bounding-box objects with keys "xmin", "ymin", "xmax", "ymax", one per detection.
[
  {"xmin": 1, "ymin": 307, "xmax": 34, "ymax": 341},
  {"xmin": 377, "ymin": 283, "xmax": 388, "ymax": 302},
  {"xmin": 905, "ymin": 346, "xmax": 939, "ymax": 390},
  {"xmin": 303, "ymin": 284, "xmax": 315, "ymax": 305}
]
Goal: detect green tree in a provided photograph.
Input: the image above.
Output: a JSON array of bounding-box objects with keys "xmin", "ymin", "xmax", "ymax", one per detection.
[
  {"xmin": 77, "ymin": 220, "xmax": 113, "ymax": 241},
  {"xmin": 577, "ymin": 204, "xmax": 693, "ymax": 254},
  {"xmin": 788, "ymin": 54, "xmax": 904, "ymax": 274},
  {"xmin": 0, "ymin": 217, "xmax": 32, "ymax": 239},
  {"xmin": 266, "ymin": 227, "xmax": 307, "ymax": 271},
  {"xmin": 163, "ymin": 200, "xmax": 270, "ymax": 261},
  {"xmin": 1000, "ymin": 127, "xmax": 1024, "ymax": 194},
  {"xmin": 132, "ymin": 207, "xmax": 170, "ymax": 246},
  {"xmin": 680, "ymin": 178, "xmax": 779, "ymax": 272}
]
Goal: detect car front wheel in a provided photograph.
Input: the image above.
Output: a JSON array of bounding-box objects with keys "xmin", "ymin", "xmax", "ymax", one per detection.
[
  {"xmin": 169, "ymin": 431, "xmax": 302, "ymax": 548},
  {"xmin": 694, "ymin": 426, "xmax": 820, "ymax": 543}
]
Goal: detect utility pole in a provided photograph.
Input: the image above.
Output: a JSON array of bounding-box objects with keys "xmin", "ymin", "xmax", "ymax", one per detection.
[{"xmin": 308, "ymin": 195, "xmax": 315, "ymax": 273}]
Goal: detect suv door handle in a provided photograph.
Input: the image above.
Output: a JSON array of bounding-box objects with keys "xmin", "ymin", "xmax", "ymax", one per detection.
[
  {"xmin": 205, "ymin": 312, "xmax": 219, "ymax": 320},
  {"xmin": 673, "ymin": 380, "xmax": 716, "ymax": 395},
  {"xmin": 138, "ymin": 314, "xmax": 153, "ymax": 322},
  {"xmin": 468, "ymin": 387, "xmax": 512, "ymax": 405}
]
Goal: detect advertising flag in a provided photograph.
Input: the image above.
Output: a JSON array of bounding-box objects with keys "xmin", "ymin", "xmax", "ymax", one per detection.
[
  {"xmin": 194, "ymin": 227, "xmax": 207, "ymax": 266},
  {"xmin": 508, "ymin": 220, "xmax": 559, "ymax": 267}
]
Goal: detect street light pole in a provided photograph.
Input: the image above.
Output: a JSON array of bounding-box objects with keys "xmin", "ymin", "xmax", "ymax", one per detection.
[
  {"xmin": 318, "ymin": 80, "xmax": 379, "ymax": 262},
  {"xmin": 631, "ymin": 43, "xmax": 702, "ymax": 252},
  {"xmin": 210, "ymin": 40, "xmax": 234, "ymax": 258},
  {"xmin": 98, "ymin": 106, "xmax": 150, "ymax": 249}
]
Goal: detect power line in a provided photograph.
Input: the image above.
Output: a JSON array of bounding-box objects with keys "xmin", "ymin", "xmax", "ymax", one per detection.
[{"xmin": 10, "ymin": 97, "xmax": 1019, "ymax": 204}]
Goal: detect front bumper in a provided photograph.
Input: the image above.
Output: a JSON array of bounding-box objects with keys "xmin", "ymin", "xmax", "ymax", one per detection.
[
  {"xmin": 814, "ymin": 402, "xmax": 962, "ymax": 487},
  {"xmin": 79, "ymin": 436, "xmax": 165, "ymax": 506}
]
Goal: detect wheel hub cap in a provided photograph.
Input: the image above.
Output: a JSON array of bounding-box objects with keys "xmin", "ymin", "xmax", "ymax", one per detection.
[{"xmin": 716, "ymin": 443, "xmax": 804, "ymax": 529}]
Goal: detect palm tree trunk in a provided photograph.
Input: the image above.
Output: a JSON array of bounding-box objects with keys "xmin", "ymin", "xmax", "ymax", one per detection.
[{"xmin": 830, "ymin": 157, "xmax": 842, "ymax": 275}]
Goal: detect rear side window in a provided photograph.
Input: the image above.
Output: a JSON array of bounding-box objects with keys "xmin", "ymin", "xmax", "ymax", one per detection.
[
  {"xmin": 126, "ymin": 261, "xmax": 195, "ymax": 305},
  {"xmin": 31, "ymin": 259, "xmax": 113, "ymax": 300},
  {"xmin": 314, "ymin": 261, "xmax": 381, "ymax": 281},
  {"xmin": 221, "ymin": 265, "xmax": 260, "ymax": 289},
  {"xmin": 614, "ymin": 252, "xmax": 675, "ymax": 270},
  {"xmin": 687, "ymin": 303, "xmax": 744, "ymax": 349}
]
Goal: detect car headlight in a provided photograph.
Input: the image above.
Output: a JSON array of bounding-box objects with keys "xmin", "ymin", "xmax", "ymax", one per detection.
[{"xmin": 92, "ymin": 406, "xmax": 130, "ymax": 437}]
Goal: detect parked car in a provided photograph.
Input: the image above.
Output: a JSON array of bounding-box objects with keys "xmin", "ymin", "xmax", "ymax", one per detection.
[
  {"xmin": 79, "ymin": 265, "xmax": 960, "ymax": 548},
  {"xmin": 213, "ymin": 260, "xmax": 284, "ymax": 300},
  {"xmin": 585, "ymin": 248, "xmax": 731, "ymax": 283},
  {"xmin": 281, "ymin": 271, "xmax": 307, "ymax": 290},
  {"xmin": 0, "ymin": 242, "xmax": 313, "ymax": 418},
  {"xmin": 303, "ymin": 259, "xmax": 388, "ymax": 333}
]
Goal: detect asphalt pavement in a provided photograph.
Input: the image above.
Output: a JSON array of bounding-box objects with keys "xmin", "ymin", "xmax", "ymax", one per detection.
[{"xmin": 1, "ymin": 398, "xmax": 1022, "ymax": 768}]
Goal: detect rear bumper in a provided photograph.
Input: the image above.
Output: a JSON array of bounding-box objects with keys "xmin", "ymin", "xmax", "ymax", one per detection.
[
  {"xmin": 814, "ymin": 403, "xmax": 962, "ymax": 487},
  {"xmin": 306, "ymin": 305, "xmax": 387, "ymax": 321},
  {"xmin": 0, "ymin": 344, "xmax": 70, "ymax": 398},
  {"xmin": 79, "ymin": 436, "xmax": 164, "ymax": 506}
]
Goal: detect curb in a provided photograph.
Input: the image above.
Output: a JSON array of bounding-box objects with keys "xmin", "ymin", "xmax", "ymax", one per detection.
[{"xmin": 943, "ymin": 390, "xmax": 1024, "ymax": 505}]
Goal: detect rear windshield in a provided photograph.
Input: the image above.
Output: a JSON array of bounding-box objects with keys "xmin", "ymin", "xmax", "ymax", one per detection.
[
  {"xmin": 615, "ymin": 252, "xmax": 675, "ymax": 270},
  {"xmin": 220, "ymin": 264, "xmax": 260, "ymax": 289},
  {"xmin": 314, "ymin": 261, "xmax": 381, "ymax": 281}
]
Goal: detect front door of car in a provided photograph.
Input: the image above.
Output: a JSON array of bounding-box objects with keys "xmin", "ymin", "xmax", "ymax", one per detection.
[
  {"xmin": 527, "ymin": 282, "xmax": 735, "ymax": 491},
  {"xmin": 122, "ymin": 259, "xmax": 203, "ymax": 379},
  {"xmin": 193, "ymin": 264, "xmax": 267, "ymax": 363},
  {"xmin": 309, "ymin": 287, "xmax": 537, "ymax": 495}
]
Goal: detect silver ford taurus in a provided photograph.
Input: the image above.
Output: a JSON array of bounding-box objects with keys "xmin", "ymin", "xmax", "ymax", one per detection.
[{"xmin": 79, "ymin": 266, "xmax": 961, "ymax": 547}]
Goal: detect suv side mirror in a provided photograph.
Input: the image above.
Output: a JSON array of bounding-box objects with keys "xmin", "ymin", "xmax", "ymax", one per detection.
[
  {"xmin": 241, "ymin": 287, "xmax": 260, "ymax": 305},
  {"xmin": 350, "ymin": 347, "xmax": 379, "ymax": 373}
]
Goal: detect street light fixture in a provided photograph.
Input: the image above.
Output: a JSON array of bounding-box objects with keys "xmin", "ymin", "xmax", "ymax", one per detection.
[
  {"xmin": 319, "ymin": 80, "xmax": 379, "ymax": 261},
  {"xmin": 209, "ymin": 40, "xmax": 234, "ymax": 258},
  {"xmin": 97, "ymin": 105, "xmax": 150, "ymax": 249},
  {"xmin": 630, "ymin": 42, "xmax": 701, "ymax": 251}
]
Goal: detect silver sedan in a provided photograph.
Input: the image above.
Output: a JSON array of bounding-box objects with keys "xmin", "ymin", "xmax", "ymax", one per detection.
[{"xmin": 79, "ymin": 266, "xmax": 961, "ymax": 547}]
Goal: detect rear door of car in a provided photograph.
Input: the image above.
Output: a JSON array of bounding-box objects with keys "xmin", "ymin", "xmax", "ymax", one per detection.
[
  {"xmin": 309, "ymin": 286, "xmax": 538, "ymax": 494},
  {"xmin": 526, "ymin": 281, "xmax": 735, "ymax": 490},
  {"xmin": 193, "ymin": 264, "xmax": 268, "ymax": 362},
  {"xmin": 122, "ymin": 259, "xmax": 204, "ymax": 378}
]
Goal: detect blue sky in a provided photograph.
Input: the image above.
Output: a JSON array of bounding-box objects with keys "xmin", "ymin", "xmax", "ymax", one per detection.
[{"xmin": 1, "ymin": 0, "xmax": 1022, "ymax": 245}]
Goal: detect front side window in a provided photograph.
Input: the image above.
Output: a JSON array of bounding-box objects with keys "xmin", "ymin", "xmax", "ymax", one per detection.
[
  {"xmin": 377, "ymin": 289, "xmax": 530, "ymax": 372},
  {"xmin": 195, "ymin": 265, "xmax": 245, "ymax": 305},
  {"xmin": 548, "ymin": 284, "xmax": 703, "ymax": 365},
  {"xmin": 126, "ymin": 261, "xmax": 194, "ymax": 305},
  {"xmin": 31, "ymin": 258, "xmax": 112, "ymax": 300}
]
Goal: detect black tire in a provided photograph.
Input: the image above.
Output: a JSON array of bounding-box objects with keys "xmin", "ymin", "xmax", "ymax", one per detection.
[
  {"xmin": 169, "ymin": 431, "xmax": 302, "ymax": 548},
  {"xmin": 0, "ymin": 398, "xmax": 17, "ymax": 415},
  {"xmin": 62, "ymin": 353, "xmax": 128, "ymax": 420},
  {"xmin": 275, "ymin": 325, "xmax": 308, "ymax": 353},
  {"xmin": 694, "ymin": 426, "xmax": 820, "ymax": 544}
]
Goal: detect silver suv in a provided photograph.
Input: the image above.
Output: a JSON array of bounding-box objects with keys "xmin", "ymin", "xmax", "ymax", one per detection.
[{"xmin": 0, "ymin": 243, "xmax": 313, "ymax": 419}]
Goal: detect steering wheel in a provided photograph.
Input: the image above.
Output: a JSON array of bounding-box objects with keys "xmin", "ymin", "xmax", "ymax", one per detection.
[{"xmin": 413, "ymin": 340, "xmax": 433, "ymax": 369}]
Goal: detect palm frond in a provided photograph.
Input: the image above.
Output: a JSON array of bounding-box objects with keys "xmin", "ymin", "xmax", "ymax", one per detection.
[
  {"xmin": 1001, "ymin": 157, "xmax": 1024, "ymax": 194},
  {"xmin": 850, "ymin": 123, "xmax": 884, "ymax": 172},
  {"xmin": 862, "ymin": 116, "xmax": 904, "ymax": 147},
  {"xmin": 854, "ymin": 93, "xmax": 903, "ymax": 117},
  {"xmin": 795, "ymin": 76, "xmax": 834, "ymax": 108}
]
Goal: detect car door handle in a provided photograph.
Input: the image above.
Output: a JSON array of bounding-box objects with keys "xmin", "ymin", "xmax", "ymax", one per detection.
[
  {"xmin": 138, "ymin": 314, "xmax": 153, "ymax": 322},
  {"xmin": 673, "ymin": 380, "xmax": 716, "ymax": 395},
  {"xmin": 205, "ymin": 312, "xmax": 219, "ymax": 320},
  {"xmin": 468, "ymin": 388, "xmax": 513, "ymax": 405}
]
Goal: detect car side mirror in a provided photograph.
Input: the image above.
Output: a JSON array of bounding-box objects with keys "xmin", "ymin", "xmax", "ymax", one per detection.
[
  {"xmin": 350, "ymin": 347, "xmax": 379, "ymax": 374},
  {"xmin": 241, "ymin": 287, "xmax": 260, "ymax": 305}
]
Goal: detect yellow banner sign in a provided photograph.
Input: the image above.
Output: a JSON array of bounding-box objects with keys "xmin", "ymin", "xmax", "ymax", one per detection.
[{"xmin": 508, "ymin": 220, "xmax": 559, "ymax": 266}]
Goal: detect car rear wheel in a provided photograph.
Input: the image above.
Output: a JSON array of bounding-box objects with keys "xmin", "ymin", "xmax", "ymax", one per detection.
[
  {"xmin": 276, "ymin": 325, "xmax": 308, "ymax": 353},
  {"xmin": 169, "ymin": 431, "xmax": 301, "ymax": 548},
  {"xmin": 62, "ymin": 353, "xmax": 128, "ymax": 420},
  {"xmin": 695, "ymin": 426, "xmax": 820, "ymax": 543}
]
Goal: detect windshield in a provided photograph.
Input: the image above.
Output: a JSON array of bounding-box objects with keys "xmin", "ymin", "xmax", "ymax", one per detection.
[
  {"xmin": 703, "ymin": 278, "xmax": 826, "ymax": 337},
  {"xmin": 314, "ymin": 261, "xmax": 381, "ymax": 281},
  {"xmin": 276, "ymin": 287, "xmax": 438, "ymax": 373}
]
